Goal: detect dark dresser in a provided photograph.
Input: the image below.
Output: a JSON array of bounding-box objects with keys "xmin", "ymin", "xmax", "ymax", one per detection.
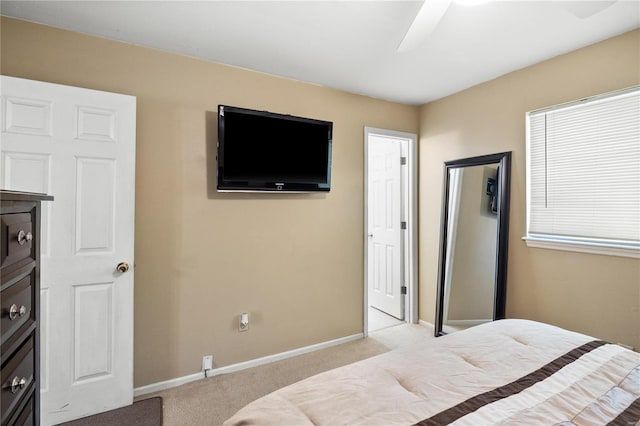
[{"xmin": 1, "ymin": 191, "xmax": 52, "ymax": 425}]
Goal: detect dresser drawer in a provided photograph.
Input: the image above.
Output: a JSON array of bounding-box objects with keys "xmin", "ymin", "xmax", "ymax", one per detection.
[
  {"xmin": 9, "ymin": 389, "xmax": 35, "ymax": 426},
  {"xmin": 1, "ymin": 275, "xmax": 34, "ymax": 347},
  {"xmin": 1, "ymin": 335, "xmax": 35, "ymax": 425},
  {"xmin": 1, "ymin": 214, "xmax": 35, "ymax": 269}
]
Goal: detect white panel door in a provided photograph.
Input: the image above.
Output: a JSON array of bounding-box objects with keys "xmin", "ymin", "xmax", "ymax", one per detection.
[
  {"xmin": 367, "ymin": 135, "xmax": 403, "ymax": 319},
  {"xmin": 0, "ymin": 76, "xmax": 136, "ymax": 424}
]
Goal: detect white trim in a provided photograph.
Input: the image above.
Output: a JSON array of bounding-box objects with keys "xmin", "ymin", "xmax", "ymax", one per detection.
[
  {"xmin": 133, "ymin": 333, "xmax": 364, "ymax": 397},
  {"xmin": 444, "ymin": 319, "xmax": 491, "ymax": 327},
  {"xmin": 363, "ymin": 127, "xmax": 418, "ymax": 337},
  {"xmin": 133, "ymin": 372, "xmax": 204, "ymax": 398},
  {"xmin": 528, "ymin": 85, "xmax": 639, "ymax": 115},
  {"xmin": 407, "ymin": 131, "xmax": 418, "ymax": 326},
  {"xmin": 418, "ymin": 319, "xmax": 434, "ymax": 328},
  {"xmin": 523, "ymin": 236, "xmax": 639, "ymax": 259}
]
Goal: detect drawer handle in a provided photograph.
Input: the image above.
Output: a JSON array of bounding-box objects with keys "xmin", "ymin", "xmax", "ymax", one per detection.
[
  {"xmin": 17, "ymin": 230, "xmax": 33, "ymax": 246},
  {"xmin": 9, "ymin": 304, "xmax": 28, "ymax": 320},
  {"xmin": 10, "ymin": 376, "xmax": 27, "ymax": 394}
]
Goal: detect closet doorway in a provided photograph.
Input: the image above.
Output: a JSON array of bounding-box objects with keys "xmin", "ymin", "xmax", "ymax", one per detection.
[{"xmin": 364, "ymin": 127, "xmax": 417, "ymax": 334}]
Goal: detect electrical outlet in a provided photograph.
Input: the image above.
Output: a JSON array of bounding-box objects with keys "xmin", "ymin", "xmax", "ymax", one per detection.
[
  {"xmin": 202, "ymin": 355, "xmax": 213, "ymax": 371},
  {"xmin": 239, "ymin": 312, "xmax": 249, "ymax": 332}
]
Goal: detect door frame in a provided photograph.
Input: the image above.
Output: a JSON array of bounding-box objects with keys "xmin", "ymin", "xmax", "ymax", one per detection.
[{"xmin": 363, "ymin": 127, "xmax": 418, "ymax": 335}]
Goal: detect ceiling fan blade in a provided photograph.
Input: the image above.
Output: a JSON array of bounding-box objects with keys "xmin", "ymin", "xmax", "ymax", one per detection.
[
  {"xmin": 554, "ymin": 1, "xmax": 617, "ymax": 19},
  {"xmin": 397, "ymin": 0, "xmax": 453, "ymax": 53}
]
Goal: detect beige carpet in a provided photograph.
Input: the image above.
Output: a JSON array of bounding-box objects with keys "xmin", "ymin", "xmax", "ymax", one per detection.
[
  {"xmin": 60, "ymin": 397, "xmax": 162, "ymax": 426},
  {"xmin": 140, "ymin": 322, "xmax": 434, "ymax": 426}
]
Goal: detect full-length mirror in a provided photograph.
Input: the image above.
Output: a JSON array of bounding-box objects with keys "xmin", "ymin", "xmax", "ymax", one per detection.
[{"xmin": 435, "ymin": 152, "xmax": 511, "ymax": 336}]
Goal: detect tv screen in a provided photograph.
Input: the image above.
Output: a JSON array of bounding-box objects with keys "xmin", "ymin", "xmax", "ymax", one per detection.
[{"xmin": 217, "ymin": 105, "xmax": 333, "ymax": 192}]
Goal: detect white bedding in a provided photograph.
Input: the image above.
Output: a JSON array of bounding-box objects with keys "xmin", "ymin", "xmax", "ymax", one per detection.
[{"xmin": 224, "ymin": 319, "xmax": 640, "ymax": 425}]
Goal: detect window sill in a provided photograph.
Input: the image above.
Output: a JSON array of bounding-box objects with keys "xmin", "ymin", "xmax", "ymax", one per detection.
[{"xmin": 522, "ymin": 236, "xmax": 640, "ymax": 259}]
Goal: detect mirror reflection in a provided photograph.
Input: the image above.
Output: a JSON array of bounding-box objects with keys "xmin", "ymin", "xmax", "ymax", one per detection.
[
  {"xmin": 435, "ymin": 152, "xmax": 511, "ymax": 337},
  {"xmin": 442, "ymin": 165, "xmax": 498, "ymax": 333}
]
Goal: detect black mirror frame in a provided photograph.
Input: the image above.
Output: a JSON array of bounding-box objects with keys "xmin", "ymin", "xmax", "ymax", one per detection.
[{"xmin": 434, "ymin": 151, "xmax": 511, "ymax": 337}]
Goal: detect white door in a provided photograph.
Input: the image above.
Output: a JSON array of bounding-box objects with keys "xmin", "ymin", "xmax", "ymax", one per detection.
[
  {"xmin": 0, "ymin": 76, "xmax": 136, "ymax": 424},
  {"xmin": 367, "ymin": 134, "xmax": 404, "ymax": 319}
]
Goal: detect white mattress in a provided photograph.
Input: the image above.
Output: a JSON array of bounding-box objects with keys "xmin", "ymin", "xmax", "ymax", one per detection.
[{"xmin": 224, "ymin": 319, "xmax": 640, "ymax": 425}]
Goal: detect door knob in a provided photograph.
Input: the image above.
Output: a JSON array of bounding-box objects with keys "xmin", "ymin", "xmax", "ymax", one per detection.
[{"xmin": 116, "ymin": 262, "xmax": 130, "ymax": 273}]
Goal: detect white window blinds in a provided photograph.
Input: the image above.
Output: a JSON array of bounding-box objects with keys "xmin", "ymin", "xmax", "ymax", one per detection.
[{"xmin": 526, "ymin": 87, "xmax": 640, "ymax": 255}]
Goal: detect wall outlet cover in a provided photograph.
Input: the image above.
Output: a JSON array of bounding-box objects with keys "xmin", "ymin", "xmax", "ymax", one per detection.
[
  {"xmin": 202, "ymin": 355, "xmax": 213, "ymax": 371},
  {"xmin": 239, "ymin": 313, "xmax": 249, "ymax": 331}
]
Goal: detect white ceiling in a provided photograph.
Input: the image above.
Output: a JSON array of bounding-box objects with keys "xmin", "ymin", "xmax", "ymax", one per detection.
[{"xmin": 1, "ymin": 1, "xmax": 638, "ymax": 105}]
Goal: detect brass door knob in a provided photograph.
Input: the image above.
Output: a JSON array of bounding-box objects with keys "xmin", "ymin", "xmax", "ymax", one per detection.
[{"xmin": 116, "ymin": 262, "xmax": 130, "ymax": 273}]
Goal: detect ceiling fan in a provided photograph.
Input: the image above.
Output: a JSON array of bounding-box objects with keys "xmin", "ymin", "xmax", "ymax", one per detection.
[
  {"xmin": 397, "ymin": 0, "xmax": 485, "ymax": 53},
  {"xmin": 397, "ymin": 0, "xmax": 618, "ymax": 53}
]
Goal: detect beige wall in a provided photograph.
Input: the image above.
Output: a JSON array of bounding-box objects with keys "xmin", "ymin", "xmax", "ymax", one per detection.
[
  {"xmin": 419, "ymin": 29, "xmax": 640, "ymax": 350},
  {"xmin": 0, "ymin": 17, "xmax": 419, "ymax": 387}
]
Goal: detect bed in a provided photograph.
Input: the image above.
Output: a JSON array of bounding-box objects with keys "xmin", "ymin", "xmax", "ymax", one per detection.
[{"xmin": 223, "ymin": 319, "xmax": 640, "ymax": 425}]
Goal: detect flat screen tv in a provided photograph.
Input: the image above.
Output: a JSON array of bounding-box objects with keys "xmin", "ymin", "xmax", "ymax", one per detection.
[{"xmin": 217, "ymin": 105, "xmax": 333, "ymax": 192}]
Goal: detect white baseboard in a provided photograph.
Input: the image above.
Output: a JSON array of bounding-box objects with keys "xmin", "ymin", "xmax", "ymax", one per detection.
[
  {"xmin": 134, "ymin": 332, "xmax": 364, "ymax": 397},
  {"xmin": 418, "ymin": 319, "xmax": 434, "ymax": 328},
  {"xmin": 134, "ymin": 371, "xmax": 204, "ymax": 397},
  {"xmin": 445, "ymin": 319, "xmax": 491, "ymax": 327}
]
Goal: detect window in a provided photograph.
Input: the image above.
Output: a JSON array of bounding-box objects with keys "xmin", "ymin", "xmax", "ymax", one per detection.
[{"xmin": 525, "ymin": 87, "xmax": 640, "ymax": 258}]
